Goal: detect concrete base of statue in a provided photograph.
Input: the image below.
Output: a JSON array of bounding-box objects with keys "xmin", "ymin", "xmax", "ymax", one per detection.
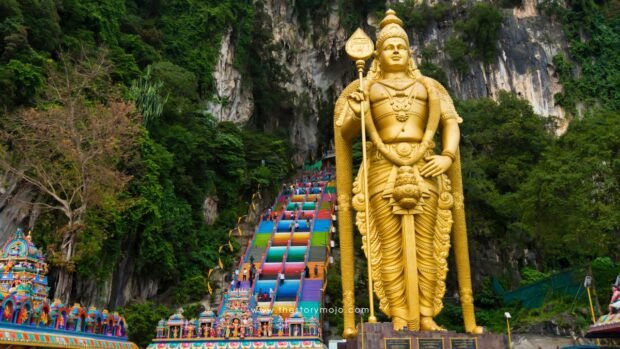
[{"xmin": 339, "ymin": 322, "xmax": 507, "ymax": 349}]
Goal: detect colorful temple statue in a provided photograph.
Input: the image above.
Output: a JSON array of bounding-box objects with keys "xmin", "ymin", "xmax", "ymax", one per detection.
[
  {"xmin": 334, "ymin": 9, "xmax": 482, "ymax": 335},
  {"xmin": 166, "ymin": 313, "xmax": 184, "ymax": 339},
  {"xmin": 0, "ymin": 229, "xmax": 48, "ymax": 303},
  {"xmin": 255, "ymin": 309, "xmax": 274, "ymax": 337},
  {"xmin": 0, "ymin": 229, "xmax": 137, "ymax": 349},
  {"xmin": 198, "ymin": 310, "xmax": 217, "ymax": 337},
  {"xmin": 286, "ymin": 312, "xmax": 305, "ymax": 336}
]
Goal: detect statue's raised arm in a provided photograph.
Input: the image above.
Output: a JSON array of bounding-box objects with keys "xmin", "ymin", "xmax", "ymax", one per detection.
[{"xmin": 334, "ymin": 9, "xmax": 483, "ymax": 337}]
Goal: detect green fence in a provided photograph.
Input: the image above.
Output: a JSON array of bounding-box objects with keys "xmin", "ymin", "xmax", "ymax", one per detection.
[{"xmin": 495, "ymin": 270, "xmax": 584, "ymax": 308}]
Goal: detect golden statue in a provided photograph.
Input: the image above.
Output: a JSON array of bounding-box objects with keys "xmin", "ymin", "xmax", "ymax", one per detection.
[{"xmin": 334, "ymin": 10, "xmax": 483, "ymax": 336}]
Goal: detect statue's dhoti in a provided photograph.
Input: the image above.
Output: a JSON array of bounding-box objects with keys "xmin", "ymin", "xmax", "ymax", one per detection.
[{"xmin": 353, "ymin": 142, "xmax": 453, "ymax": 330}]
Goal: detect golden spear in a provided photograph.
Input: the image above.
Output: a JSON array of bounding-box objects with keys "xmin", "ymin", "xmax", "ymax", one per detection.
[{"xmin": 345, "ymin": 28, "xmax": 377, "ymax": 324}]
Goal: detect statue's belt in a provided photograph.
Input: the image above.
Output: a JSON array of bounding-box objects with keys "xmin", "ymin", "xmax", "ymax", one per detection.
[
  {"xmin": 363, "ymin": 142, "xmax": 438, "ymax": 201},
  {"xmin": 369, "ymin": 142, "xmax": 434, "ymax": 164}
]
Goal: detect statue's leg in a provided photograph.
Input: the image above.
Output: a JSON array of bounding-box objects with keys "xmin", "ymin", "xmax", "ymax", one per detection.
[
  {"xmin": 370, "ymin": 192, "xmax": 408, "ymax": 329},
  {"xmin": 415, "ymin": 187, "xmax": 445, "ymax": 331}
]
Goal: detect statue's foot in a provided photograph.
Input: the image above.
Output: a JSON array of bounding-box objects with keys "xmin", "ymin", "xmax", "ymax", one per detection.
[
  {"xmin": 343, "ymin": 327, "xmax": 357, "ymax": 338},
  {"xmin": 420, "ymin": 317, "xmax": 446, "ymax": 331},
  {"xmin": 466, "ymin": 325, "xmax": 485, "ymax": 334},
  {"xmin": 392, "ymin": 317, "xmax": 408, "ymax": 331}
]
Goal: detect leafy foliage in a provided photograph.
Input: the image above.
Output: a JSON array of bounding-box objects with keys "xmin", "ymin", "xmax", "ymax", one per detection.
[
  {"xmin": 122, "ymin": 301, "xmax": 171, "ymax": 348},
  {"xmin": 128, "ymin": 66, "xmax": 167, "ymax": 128},
  {"xmin": 337, "ymin": 0, "xmax": 384, "ymax": 32},
  {"xmin": 390, "ymin": 1, "xmax": 460, "ymax": 43},
  {"xmin": 540, "ymin": 0, "xmax": 620, "ymax": 114},
  {"xmin": 445, "ymin": 36, "xmax": 469, "ymax": 74},
  {"xmin": 458, "ymin": 92, "xmax": 553, "ymax": 244},
  {"xmin": 520, "ymin": 266, "xmax": 551, "ymax": 285},
  {"xmin": 454, "ymin": 3, "xmax": 504, "ymax": 64},
  {"xmin": 518, "ymin": 110, "xmax": 620, "ymax": 265},
  {"xmin": 0, "ymin": 52, "xmax": 141, "ymax": 300}
]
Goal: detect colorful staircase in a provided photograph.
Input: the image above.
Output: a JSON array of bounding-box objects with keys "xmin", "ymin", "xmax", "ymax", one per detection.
[{"xmin": 151, "ymin": 169, "xmax": 336, "ymax": 349}]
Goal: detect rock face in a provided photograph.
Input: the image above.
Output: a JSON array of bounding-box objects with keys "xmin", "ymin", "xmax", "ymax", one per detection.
[
  {"xmin": 0, "ymin": 172, "xmax": 38, "ymax": 245},
  {"xmin": 208, "ymin": 0, "xmax": 354, "ymax": 164},
  {"xmin": 437, "ymin": 0, "xmax": 569, "ymax": 129},
  {"xmin": 203, "ymin": 195, "xmax": 219, "ymax": 226},
  {"xmin": 206, "ymin": 28, "xmax": 254, "ymax": 124},
  {"xmin": 257, "ymin": 0, "xmax": 352, "ymax": 164},
  {"xmin": 209, "ymin": 0, "xmax": 570, "ymax": 156}
]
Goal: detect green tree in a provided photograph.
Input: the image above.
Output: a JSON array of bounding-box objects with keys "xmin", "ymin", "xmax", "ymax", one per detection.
[
  {"xmin": 456, "ymin": 3, "xmax": 503, "ymax": 64},
  {"xmin": 0, "ymin": 51, "xmax": 141, "ymax": 302},
  {"xmin": 128, "ymin": 65, "xmax": 168, "ymax": 128},
  {"xmin": 518, "ymin": 110, "xmax": 620, "ymax": 266},
  {"xmin": 445, "ymin": 36, "xmax": 469, "ymax": 74},
  {"xmin": 541, "ymin": 0, "xmax": 620, "ymax": 114},
  {"xmin": 122, "ymin": 301, "xmax": 171, "ymax": 348},
  {"xmin": 457, "ymin": 92, "xmax": 553, "ymax": 245}
]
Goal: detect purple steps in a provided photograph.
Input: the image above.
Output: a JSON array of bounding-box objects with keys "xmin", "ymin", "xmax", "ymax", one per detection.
[{"xmin": 301, "ymin": 280, "xmax": 323, "ymax": 301}]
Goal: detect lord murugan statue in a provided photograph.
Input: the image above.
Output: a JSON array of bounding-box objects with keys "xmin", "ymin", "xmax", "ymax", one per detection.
[{"xmin": 335, "ymin": 10, "xmax": 483, "ymax": 337}]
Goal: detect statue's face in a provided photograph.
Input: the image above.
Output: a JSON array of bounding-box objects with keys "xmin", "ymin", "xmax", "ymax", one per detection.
[{"xmin": 379, "ymin": 37, "xmax": 409, "ymax": 73}]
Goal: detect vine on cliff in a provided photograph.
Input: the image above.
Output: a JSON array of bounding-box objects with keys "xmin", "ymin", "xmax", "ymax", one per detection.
[{"xmin": 540, "ymin": 0, "xmax": 620, "ymax": 114}]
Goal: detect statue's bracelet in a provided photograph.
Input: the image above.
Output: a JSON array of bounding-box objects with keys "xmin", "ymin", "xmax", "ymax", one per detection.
[{"xmin": 441, "ymin": 151, "xmax": 456, "ymax": 161}]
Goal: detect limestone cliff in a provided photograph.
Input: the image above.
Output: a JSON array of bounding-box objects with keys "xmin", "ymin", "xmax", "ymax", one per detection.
[
  {"xmin": 209, "ymin": 0, "xmax": 570, "ymax": 154},
  {"xmin": 0, "ymin": 173, "xmax": 38, "ymax": 245}
]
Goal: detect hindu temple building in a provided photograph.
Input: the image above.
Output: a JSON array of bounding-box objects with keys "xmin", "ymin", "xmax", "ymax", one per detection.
[
  {"xmin": 148, "ymin": 165, "xmax": 334, "ymax": 349},
  {"xmin": 0, "ymin": 228, "xmax": 138, "ymax": 349}
]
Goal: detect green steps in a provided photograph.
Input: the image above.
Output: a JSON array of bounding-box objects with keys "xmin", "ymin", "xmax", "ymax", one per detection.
[
  {"xmin": 253, "ymin": 234, "xmax": 271, "ymax": 247},
  {"xmin": 311, "ymin": 232, "xmax": 328, "ymax": 246}
]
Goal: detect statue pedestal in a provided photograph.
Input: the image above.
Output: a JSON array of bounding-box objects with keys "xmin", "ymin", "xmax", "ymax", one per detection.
[{"xmin": 340, "ymin": 323, "xmax": 507, "ymax": 349}]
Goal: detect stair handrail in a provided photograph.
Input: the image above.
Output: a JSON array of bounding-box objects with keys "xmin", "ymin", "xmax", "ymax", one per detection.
[
  {"xmin": 249, "ymin": 249, "xmax": 267, "ymax": 297},
  {"xmin": 259, "ymin": 240, "xmax": 270, "ymax": 271},
  {"xmin": 269, "ymin": 269, "xmax": 282, "ymax": 310},
  {"xmin": 303, "ymin": 240, "xmax": 311, "ymax": 267},
  {"xmin": 282, "ymin": 240, "xmax": 290, "ymax": 274},
  {"xmin": 295, "ymin": 269, "xmax": 305, "ymax": 312},
  {"xmin": 242, "ymin": 239, "xmax": 252, "ymax": 263},
  {"xmin": 306, "ymin": 226, "xmax": 314, "ymax": 263}
]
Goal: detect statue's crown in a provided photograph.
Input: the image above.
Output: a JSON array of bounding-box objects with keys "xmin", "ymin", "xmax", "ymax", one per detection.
[
  {"xmin": 377, "ymin": 9, "xmax": 409, "ymax": 51},
  {"xmin": 380, "ymin": 9, "xmax": 404, "ymax": 28}
]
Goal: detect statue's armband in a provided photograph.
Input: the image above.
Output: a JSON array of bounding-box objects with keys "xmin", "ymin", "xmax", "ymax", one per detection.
[{"xmin": 439, "ymin": 90, "xmax": 462, "ymax": 124}]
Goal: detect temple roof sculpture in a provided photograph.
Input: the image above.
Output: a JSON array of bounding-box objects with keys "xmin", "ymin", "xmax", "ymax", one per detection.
[{"xmin": 0, "ymin": 229, "xmax": 138, "ymax": 349}]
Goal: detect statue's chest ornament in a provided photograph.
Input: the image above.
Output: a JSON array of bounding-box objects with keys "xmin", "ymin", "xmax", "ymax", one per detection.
[{"xmin": 377, "ymin": 80, "xmax": 418, "ymax": 122}]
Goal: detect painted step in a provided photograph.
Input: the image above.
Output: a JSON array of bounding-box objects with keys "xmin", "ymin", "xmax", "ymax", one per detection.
[{"xmin": 301, "ymin": 280, "xmax": 323, "ymax": 301}]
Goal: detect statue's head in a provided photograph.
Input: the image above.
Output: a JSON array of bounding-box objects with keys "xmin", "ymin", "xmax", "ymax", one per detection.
[
  {"xmin": 376, "ymin": 10, "xmax": 409, "ymax": 53},
  {"xmin": 376, "ymin": 10, "xmax": 410, "ymax": 71},
  {"xmin": 371, "ymin": 10, "xmax": 418, "ymax": 78}
]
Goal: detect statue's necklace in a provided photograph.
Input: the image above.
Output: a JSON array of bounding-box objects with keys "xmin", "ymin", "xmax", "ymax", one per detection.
[{"xmin": 377, "ymin": 80, "xmax": 417, "ymax": 122}]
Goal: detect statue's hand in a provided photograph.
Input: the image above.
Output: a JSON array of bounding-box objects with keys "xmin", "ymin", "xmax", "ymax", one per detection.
[
  {"xmin": 421, "ymin": 155, "xmax": 453, "ymax": 177},
  {"xmin": 347, "ymin": 90, "xmax": 369, "ymax": 117}
]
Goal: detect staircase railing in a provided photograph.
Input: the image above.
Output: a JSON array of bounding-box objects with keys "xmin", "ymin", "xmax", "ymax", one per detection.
[
  {"xmin": 249, "ymin": 250, "xmax": 266, "ymax": 298},
  {"xmin": 282, "ymin": 241, "xmax": 290, "ymax": 274},
  {"xmin": 258, "ymin": 241, "xmax": 270, "ymax": 274},
  {"xmin": 269, "ymin": 270, "xmax": 281, "ymax": 310},
  {"xmin": 295, "ymin": 269, "xmax": 306, "ymax": 311}
]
